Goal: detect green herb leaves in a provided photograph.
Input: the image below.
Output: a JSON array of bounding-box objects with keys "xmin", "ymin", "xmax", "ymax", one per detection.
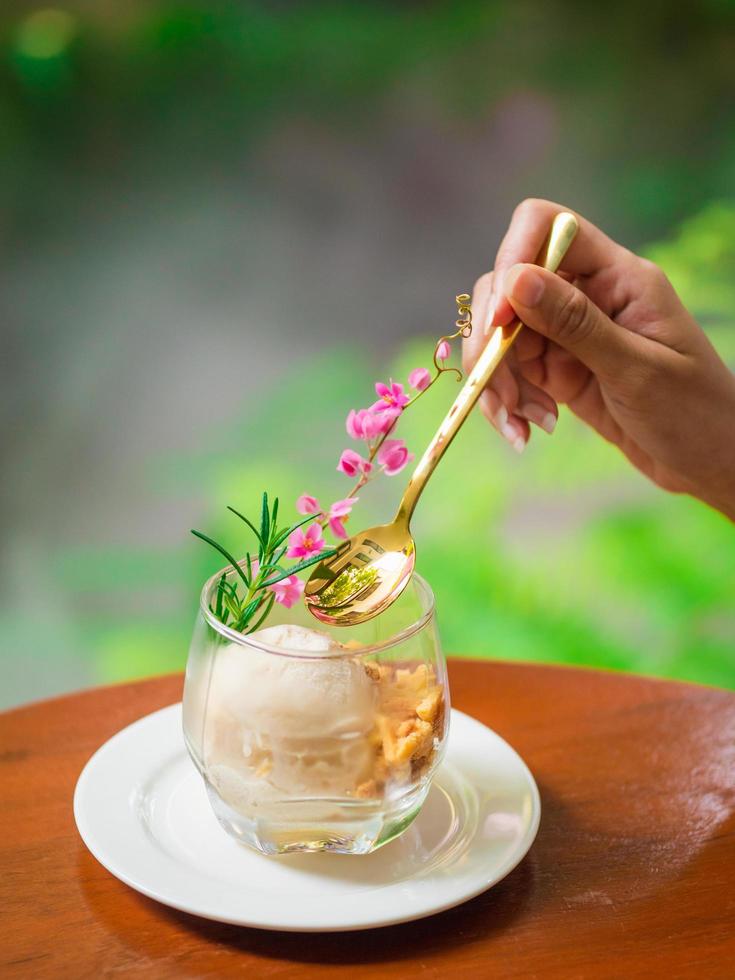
[{"xmin": 192, "ymin": 493, "xmax": 335, "ymax": 634}]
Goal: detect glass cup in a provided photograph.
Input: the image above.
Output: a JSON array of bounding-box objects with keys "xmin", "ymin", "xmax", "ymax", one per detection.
[{"xmin": 183, "ymin": 564, "xmax": 449, "ymax": 855}]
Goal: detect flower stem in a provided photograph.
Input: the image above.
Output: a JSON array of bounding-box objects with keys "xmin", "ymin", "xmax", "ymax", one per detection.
[{"xmin": 325, "ymin": 366, "xmax": 451, "ymax": 533}]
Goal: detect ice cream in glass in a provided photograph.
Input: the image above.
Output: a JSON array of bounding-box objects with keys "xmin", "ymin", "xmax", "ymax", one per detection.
[{"xmin": 183, "ymin": 564, "xmax": 448, "ymax": 855}]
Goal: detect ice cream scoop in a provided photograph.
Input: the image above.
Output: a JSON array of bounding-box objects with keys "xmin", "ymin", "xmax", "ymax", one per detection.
[
  {"xmin": 207, "ymin": 624, "xmax": 375, "ymax": 738},
  {"xmin": 304, "ymin": 212, "xmax": 579, "ymax": 627},
  {"xmin": 201, "ymin": 624, "xmax": 377, "ymax": 804}
]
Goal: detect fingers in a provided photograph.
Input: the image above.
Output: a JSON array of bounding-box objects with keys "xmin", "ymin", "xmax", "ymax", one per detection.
[
  {"xmin": 465, "ymin": 270, "xmax": 559, "ymax": 451},
  {"xmin": 464, "ymin": 271, "xmax": 495, "ymax": 372},
  {"xmin": 516, "ymin": 377, "xmax": 558, "ymax": 434},
  {"xmin": 479, "ymin": 387, "xmax": 529, "ymax": 454},
  {"xmin": 489, "ymin": 198, "xmax": 628, "ymax": 328},
  {"xmin": 479, "ymin": 374, "xmax": 558, "ymax": 455},
  {"xmin": 465, "ymin": 269, "xmax": 546, "ymax": 367},
  {"xmin": 503, "ymin": 263, "xmax": 650, "ymax": 381}
]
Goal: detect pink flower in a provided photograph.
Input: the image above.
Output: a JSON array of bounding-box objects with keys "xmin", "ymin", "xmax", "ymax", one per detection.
[
  {"xmin": 268, "ymin": 574, "xmax": 305, "ymax": 609},
  {"xmin": 337, "ymin": 449, "xmax": 372, "ymax": 477},
  {"xmin": 374, "ymin": 380, "xmax": 410, "ymax": 411},
  {"xmin": 329, "ymin": 518, "xmax": 348, "ymax": 539},
  {"xmin": 368, "ymin": 402, "xmax": 402, "ymax": 433},
  {"xmin": 378, "ymin": 439, "xmax": 414, "ymax": 476},
  {"xmin": 436, "ymin": 339, "xmax": 451, "ymax": 361},
  {"xmin": 327, "ymin": 496, "xmax": 358, "ymax": 540},
  {"xmin": 286, "ymin": 523, "xmax": 326, "ymax": 558},
  {"xmin": 346, "ymin": 408, "xmax": 382, "ymax": 442},
  {"xmin": 408, "ymin": 367, "xmax": 431, "ymax": 391},
  {"xmin": 296, "ymin": 494, "xmax": 321, "ymax": 515},
  {"xmin": 329, "ymin": 496, "xmax": 358, "ymax": 518},
  {"xmin": 249, "ymin": 558, "xmax": 305, "ymax": 608}
]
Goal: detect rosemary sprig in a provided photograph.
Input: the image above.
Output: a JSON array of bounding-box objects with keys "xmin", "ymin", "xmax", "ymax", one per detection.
[{"xmin": 192, "ymin": 494, "xmax": 335, "ymax": 634}]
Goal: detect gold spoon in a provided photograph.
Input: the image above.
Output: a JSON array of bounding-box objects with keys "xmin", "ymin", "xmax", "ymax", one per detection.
[{"xmin": 305, "ymin": 211, "xmax": 579, "ymax": 626}]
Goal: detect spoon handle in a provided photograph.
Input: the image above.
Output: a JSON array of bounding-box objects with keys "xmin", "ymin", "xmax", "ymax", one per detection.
[{"xmin": 396, "ymin": 211, "xmax": 579, "ymax": 525}]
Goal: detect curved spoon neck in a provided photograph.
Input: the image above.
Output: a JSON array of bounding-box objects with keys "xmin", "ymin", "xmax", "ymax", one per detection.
[
  {"xmin": 394, "ymin": 461, "xmax": 431, "ymax": 527},
  {"xmin": 392, "ymin": 503, "xmax": 413, "ymax": 530}
]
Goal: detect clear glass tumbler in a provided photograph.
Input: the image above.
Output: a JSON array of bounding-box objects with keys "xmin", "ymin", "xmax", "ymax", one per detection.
[{"xmin": 183, "ymin": 564, "xmax": 449, "ymax": 855}]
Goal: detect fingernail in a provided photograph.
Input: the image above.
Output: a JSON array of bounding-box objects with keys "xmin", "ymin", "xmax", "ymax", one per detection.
[
  {"xmin": 500, "ymin": 418, "xmax": 525, "ymax": 453},
  {"xmin": 490, "ymin": 274, "xmax": 501, "ymax": 320},
  {"xmin": 483, "ymin": 300, "xmax": 496, "ymax": 336},
  {"xmin": 521, "ymin": 403, "xmax": 557, "ymax": 434},
  {"xmin": 495, "ymin": 404, "xmax": 527, "ymax": 452},
  {"xmin": 506, "ymin": 265, "xmax": 545, "ymax": 307},
  {"xmin": 497, "ymin": 404, "xmax": 519, "ymax": 441}
]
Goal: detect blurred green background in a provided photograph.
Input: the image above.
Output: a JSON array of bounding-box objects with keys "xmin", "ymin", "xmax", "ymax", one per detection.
[{"xmin": 1, "ymin": 1, "xmax": 734, "ymax": 707}]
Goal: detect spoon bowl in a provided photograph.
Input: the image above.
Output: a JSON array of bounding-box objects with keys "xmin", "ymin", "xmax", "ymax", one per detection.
[
  {"xmin": 304, "ymin": 521, "xmax": 415, "ymax": 626},
  {"xmin": 306, "ymin": 212, "xmax": 579, "ymax": 627}
]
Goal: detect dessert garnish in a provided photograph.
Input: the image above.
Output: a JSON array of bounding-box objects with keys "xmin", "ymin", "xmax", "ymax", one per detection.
[
  {"xmin": 192, "ymin": 298, "xmax": 476, "ymax": 634},
  {"xmin": 192, "ymin": 493, "xmax": 336, "ymax": 633}
]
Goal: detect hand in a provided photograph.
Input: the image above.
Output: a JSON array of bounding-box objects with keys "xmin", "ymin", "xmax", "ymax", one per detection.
[{"xmin": 463, "ymin": 198, "xmax": 735, "ymax": 521}]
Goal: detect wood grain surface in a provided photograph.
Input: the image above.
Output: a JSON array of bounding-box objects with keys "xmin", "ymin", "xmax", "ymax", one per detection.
[{"xmin": 1, "ymin": 660, "xmax": 734, "ymax": 979}]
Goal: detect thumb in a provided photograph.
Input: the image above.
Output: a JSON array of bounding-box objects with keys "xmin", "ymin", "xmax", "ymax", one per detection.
[{"xmin": 504, "ymin": 263, "xmax": 647, "ymax": 379}]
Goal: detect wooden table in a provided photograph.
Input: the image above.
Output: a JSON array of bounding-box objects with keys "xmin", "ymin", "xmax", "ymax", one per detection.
[{"xmin": 2, "ymin": 660, "xmax": 734, "ymax": 978}]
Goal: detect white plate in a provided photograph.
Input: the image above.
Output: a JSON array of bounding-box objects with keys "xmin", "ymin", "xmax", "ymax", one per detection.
[{"xmin": 74, "ymin": 705, "xmax": 540, "ymax": 932}]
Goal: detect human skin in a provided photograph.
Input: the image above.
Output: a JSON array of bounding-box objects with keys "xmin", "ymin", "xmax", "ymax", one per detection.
[{"xmin": 463, "ymin": 198, "xmax": 735, "ymax": 521}]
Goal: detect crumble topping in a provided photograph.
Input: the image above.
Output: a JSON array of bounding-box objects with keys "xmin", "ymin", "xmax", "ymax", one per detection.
[{"xmin": 354, "ymin": 659, "xmax": 445, "ymax": 798}]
